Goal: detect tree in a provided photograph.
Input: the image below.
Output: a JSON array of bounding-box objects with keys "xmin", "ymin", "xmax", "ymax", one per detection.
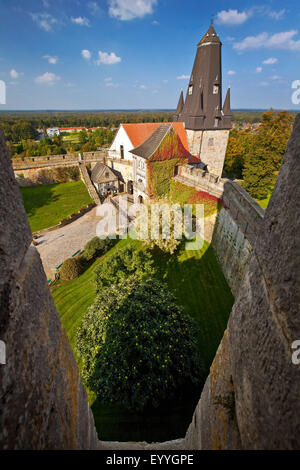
[
  {"xmin": 134, "ymin": 199, "xmax": 181, "ymax": 255},
  {"xmin": 223, "ymin": 130, "xmax": 251, "ymax": 179},
  {"xmin": 59, "ymin": 257, "xmax": 82, "ymax": 281},
  {"xmin": 243, "ymin": 109, "xmax": 294, "ymax": 199},
  {"xmin": 94, "ymin": 245, "xmax": 155, "ymax": 292},
  {"xmin": 76, "ymin": 276, "xmax": 204, "ymax": 411},
  {"xmin": 83, "ymin": 236, "xmax": 112, "ymax": 262}
]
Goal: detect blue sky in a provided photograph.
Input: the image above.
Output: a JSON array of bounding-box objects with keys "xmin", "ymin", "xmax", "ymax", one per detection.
[{"xmin": 0, "ymin": 0, "xmax": 300, "ymax": 110}]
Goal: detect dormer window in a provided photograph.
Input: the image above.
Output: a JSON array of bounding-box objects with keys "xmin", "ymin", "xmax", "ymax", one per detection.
[
  {"xmin": 213, "ymin": 85, "xmax": 219, "ymax": 94},
  {"xmin": 188, "ymin": 85, "xmax": 193, "ymax": 95},
  {"xmin": 214, "ymin": 119, "xmax": 219, "ymax": 128}
]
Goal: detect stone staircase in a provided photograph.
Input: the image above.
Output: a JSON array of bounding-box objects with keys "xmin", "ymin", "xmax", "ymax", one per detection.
[{"xmin": 79, "ymin": 162, "xmax": 101, "ymax": 205}]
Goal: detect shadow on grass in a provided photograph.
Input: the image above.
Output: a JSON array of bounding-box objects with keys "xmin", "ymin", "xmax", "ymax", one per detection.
[
  {"xmin": 91, "ymin": 384, "xmax": 201, "ymax": 443},
  {"xmin": 20, "ymin": 184, "xmax": 60, "ymax": 219}
]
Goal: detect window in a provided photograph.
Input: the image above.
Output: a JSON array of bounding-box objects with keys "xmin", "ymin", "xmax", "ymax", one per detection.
[
  {"xmin": 213, "ymin": 85, "xmax": 219, "ymax": 94},
  {"xmin": 105, "ymin": 172, "xmax": 109, "ymax": 178},
  {"xmin": 208, "ymin": 138, "xmax": 214, "ymax": 147},
  {"xmin": 120, "ymin": 145, "xmax": 124, "ymax": 159},
  {"xmin": 188, "ymin": 85, "xmax": 193, "ymax": 95},
  {"xmin": 214, "ymin": 119, "xmax": 219, "ymax": 128}
]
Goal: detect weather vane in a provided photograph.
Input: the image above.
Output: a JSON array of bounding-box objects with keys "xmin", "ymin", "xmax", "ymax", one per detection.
[{"xmin": 211, "ymin": 14, "xmax": 215, "ymax": 25}]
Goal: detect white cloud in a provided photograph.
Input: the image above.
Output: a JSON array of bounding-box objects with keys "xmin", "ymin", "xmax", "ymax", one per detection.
[
  {"xmin": 35, "ymin": 72, "xmax": 60, "ymax": 85},
  {"xmin": 88, "ymin": 2, "xmax": 101, "ymax": 15},
  {"xmin": 233, "ymin": 30, "xmax": 300, "ymax": 52},
  {"xmin": 81, "ymin": 49, "xmax": 92, "ymax": 60},
  {"xmin": 108, "ymin": 0, "xmax": 157, "ymax": 21},
  {"xmin": 105, "ymin": 79, "xmax": 119, "ymax": 88},
  {"xmin": 31, "ymin": 13, "xmax": 57, "ymax": 32},
  {"xmin": 177, "ymin": 75, "xmax": 189, "ymax": 80},
  {"xmin": 268, "ymin": 9, "xmax": 285, "ymax": 20},
  {"xmin": 71, "ymin": 17, "xmax": 90, "ymax": 27},
  {"xmin": 96, "ymin": 51, "xmax": 121, "ymax": 65},
  {"xmin": 256, "ymin": 67, "xmax": 262, "ymax": 73},
  {"xmin": 10, "ymin": 69, "xmax": 19, "ymax": 79},
  {"xmin": 263, "ymin": 57, "xmax": 278, "ymax": 65},
  {"xmin": 228, "ymin": 70, "xmax": 236, "ymax": 75},
  {"xmin": 216, "ymin": 9, "xmax": 250, "ymax": 25},
  {"xmin": 43, "ymin": 55, "xmax": 58, "ymax": 65}
]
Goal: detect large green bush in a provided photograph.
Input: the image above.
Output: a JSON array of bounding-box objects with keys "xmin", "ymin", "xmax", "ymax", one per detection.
[
  {"xmin": 59, "ymin": 257, "xmax": 82, "ymax": 281},
  {"xmin": 76, "ymin": 276, "xmax": 204, "ymax": 411},
  {"xmin": 83, "ymin": 236, "xmax": 112, "ymax": 262},
  {"xmin": 94, "ymin": 245, "xmax": 155, "ymax": 292}
]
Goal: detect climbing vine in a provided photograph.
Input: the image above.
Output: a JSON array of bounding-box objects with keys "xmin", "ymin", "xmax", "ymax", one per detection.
[{"xmin": 146, "ymin": 128, "xmax": 189, "ymax": 198}]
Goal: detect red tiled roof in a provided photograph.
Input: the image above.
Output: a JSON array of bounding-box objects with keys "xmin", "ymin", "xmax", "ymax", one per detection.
[
  {"xmin": 122, "ymin": 122, "xmax": 190, "ymax": 152},
  {"xmin": 59, "ymin": 127, "xmax": 87, "ymax": 131},
  {"xmin": 188, "ymin": 155, "xmax": 201, "ymax": 164}
]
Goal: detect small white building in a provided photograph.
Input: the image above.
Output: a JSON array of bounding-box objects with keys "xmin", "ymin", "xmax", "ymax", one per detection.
[{"xmin": 46, "ymin": 127, "xmax": 60, "ymax": 138}]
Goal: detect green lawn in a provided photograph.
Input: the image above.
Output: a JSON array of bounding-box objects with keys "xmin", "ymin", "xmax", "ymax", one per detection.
[
  {"xmin": 52, "ymin": 237, "xmax": 234, "ymax": 442},
  {"xmin": 255, "ymin": 190, "xmax": 273, "ymax": 209},
  {"xmin": 169, "ymin": 180, "xmax": 222, "ymax": 217},
  {"xmin": 21, "ymin": 181, "xmax": 93, "ymax": 232}
]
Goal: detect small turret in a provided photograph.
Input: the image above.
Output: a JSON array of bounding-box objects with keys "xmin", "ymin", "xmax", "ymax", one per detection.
[{"xmin": 173, "ymin": 91, "xmax": 184, "ymax": 121}]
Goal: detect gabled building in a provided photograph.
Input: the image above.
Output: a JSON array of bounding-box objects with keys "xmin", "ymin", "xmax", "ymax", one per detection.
[
  {"xmin": 109, "ymin": 122, "xmax": 190, "ymax": 161},
  {"xmin": 129, "ymin": 123, "xmax": 191, "ymax": 201},
  {"xmin": 91, "ymin": 162, "xmax": 120, "ymax": 196}
]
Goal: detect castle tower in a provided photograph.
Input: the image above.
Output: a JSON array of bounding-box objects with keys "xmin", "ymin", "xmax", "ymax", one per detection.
[{"xmin": 174, "ymin": 22, "xmax": 232, "ymax": 176}]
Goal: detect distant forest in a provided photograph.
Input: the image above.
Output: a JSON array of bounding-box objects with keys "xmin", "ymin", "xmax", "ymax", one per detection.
[{"xmin": 1, "ymin": 109, "xmax": 297, "ymax": 143}]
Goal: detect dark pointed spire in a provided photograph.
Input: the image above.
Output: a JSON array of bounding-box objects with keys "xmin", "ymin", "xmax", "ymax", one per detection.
[
  {"xmin": 176, "ymin": 23, "xmax": 231, "ymax": 130},
  {"xmin": 173, "ymin": 91, "xmax": 184, "ymax": 121},
  {"xmin": 223, "ymin": 88, "xmax": 231, "ymax": 115},
  {"xmin": 197, "ymin": 23, "xmax": 221, "ymax": 47},
  {"xmin": 175, "ymin": 91, "xmax": 184, "ymax": 114}
]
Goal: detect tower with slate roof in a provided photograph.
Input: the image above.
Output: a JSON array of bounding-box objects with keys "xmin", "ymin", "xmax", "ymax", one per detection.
[{"xmin": 174, "ymin": 22, "xmax": 232, "ymax": 176}]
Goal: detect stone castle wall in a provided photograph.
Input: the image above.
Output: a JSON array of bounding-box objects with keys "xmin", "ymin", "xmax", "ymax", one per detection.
[
  {"xmin": 185, "ymin": 129, "xmax": 229, "ymax": 177},
  {"xmin": 184, "ymin": 114, "xmax": 300, "ymax": 449},
  {"xmin": 211, "ymin": 181, "xmax": 264, "ymax": 296},
  {"xmin": 176, "ymin": 165, "xmax": 264, "ymax": 295},
  {"xmin": 0, "ymin": 130, "xmax": 101, "ymax": 449}
]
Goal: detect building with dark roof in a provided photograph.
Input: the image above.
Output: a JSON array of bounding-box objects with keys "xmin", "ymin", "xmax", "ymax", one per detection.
[
  {"xmin": 91, "ymin": 162, "xmax": 120, "ymax": 196},
  {"xmin": 129, "ymin": 124, "xmax": 191, "ymax": 201}
]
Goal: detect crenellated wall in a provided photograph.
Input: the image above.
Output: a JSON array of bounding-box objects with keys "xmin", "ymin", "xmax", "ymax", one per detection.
[{"xmin": 176, "ymin": 164, "xmax": 264, "ymax": 295}]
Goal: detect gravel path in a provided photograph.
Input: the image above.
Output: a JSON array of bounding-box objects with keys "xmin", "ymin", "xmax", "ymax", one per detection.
[
  {"xmin": 36, "ymin": 197, "xmax": 133, "ymax": 280},
  {"xmin": 36, "ymin": 206, "xmax": 103, "ymax": 279}
]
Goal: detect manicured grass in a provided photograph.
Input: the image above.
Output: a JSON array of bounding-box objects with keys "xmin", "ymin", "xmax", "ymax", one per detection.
[
  {"xmin": 169, "ymin": 180, "xmax": 222, "ymax": 217},
  {"xmin": 255, "ymin": 189, "xmax": 273, "ymax": 209},
  {"xmin": 21, "ymin": 181, "xmax": 93, "ymax": 232},
  {"xmin": 52, "ymin": 236, "xmax": 234, "ymax": 441}
]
